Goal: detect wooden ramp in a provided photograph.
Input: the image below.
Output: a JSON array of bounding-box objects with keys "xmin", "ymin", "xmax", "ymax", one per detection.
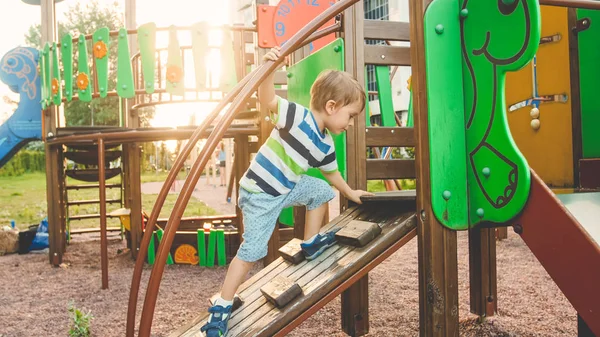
[{"xmin": 170, "ymin": 195, "xmax": 417, "ymax": 337}]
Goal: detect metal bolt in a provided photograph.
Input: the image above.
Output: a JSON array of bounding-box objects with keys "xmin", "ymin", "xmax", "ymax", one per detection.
[
  {"xmin": 334, "ymin": 45, "xmax": 341, "ymax": 52},
  {"xmin": 460, "ymin": 9, "xmax": 469, "ymax": 18},
  {"xmin": 47, "ymin": 132, "xmax": 54, "ymax": 138},
  {"xmin": 122, "ymin": 85, "xmax": 127, "ymax": 90},
  {"xmin": 287, "ymin": 72, "xmax": 293, "ymax": 78},
  {"xmin": 482, "ymin": 167, "xmax": 491, "ymax": 177},
  {"xmin": 513, "ymin": 224, "xmax": 523, "ymax": 234},
  {"xmin": 435, "ymin": 24, "xmax": 444, "ymax": 34},
  {"xmin": 420, "ymin": 210, "xmax": 426, "ymax": 221},
  {"xmin": 265, "ymin": 116, "xmax": 270, "ymax": 122},
  {"xmin": 443, "ymin": 190, "xmax": 451, "ymax": 200},
  {"xmin": 476, "ymin": 208, "xmax": 484, "ymax": 218},
  {"xmin": 380, "ymin": 54, "xmax": 386, "ymax": 59},
  {"xmin": 365, "ymin": 129, "xmax": 369, "ymax": 133}
]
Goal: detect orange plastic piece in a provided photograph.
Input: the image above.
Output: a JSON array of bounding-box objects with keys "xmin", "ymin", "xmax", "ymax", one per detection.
[
  {"xmin": 51, "ymin": 78, "xmax": 59, "ymax": 95},
  {"xmin": 174, "ymin": 244, "xmax": 199, "ymax": 265},
  {"xmin": 166, "ymin": 65, "xmax": 183, "ymax": 84},
  {"xmin": 76, "ymin": 72, "xmax": 89, "ymax": 90},
  {"xmin": 257, "ymin": 1, "xmax": 336, "ymax": 54},
  {"xmin": 93, "ymin": 41, "xmax": 108, "ymax": 59}
]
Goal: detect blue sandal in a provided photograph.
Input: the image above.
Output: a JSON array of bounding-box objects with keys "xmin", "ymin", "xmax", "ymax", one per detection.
[
  {"xmin": 300, "ymin": 228, "xmax": 340, "ymax": 260},
  {"xmin": 200, "ymin": 304, "xmax": 232, "ymax": 337}
]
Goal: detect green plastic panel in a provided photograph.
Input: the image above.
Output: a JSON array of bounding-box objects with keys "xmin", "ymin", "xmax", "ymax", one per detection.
[
  {"xmin": 460, "ymin": 0, "xmax": 539, "ymax": 225},
  {"xmin": 375, "ymin": 66, "xmax": 395, "ymax": 127},
  {"xmin": 216, "ymin": 229, "xmax": 226, "ymax": 266},
  {"xmin": 156, "ymin": 229, "xmax": 174, "ymax": 265},
  {"xmin": 207, "ymin": 229, "xmax": 216, "ymax": 267},
  {"xmin": 43, "ymin": 43, "xmax": 51, "ymax": 108},
  {"xmin": 61, "ymin": 34, "xmax": 74, "ymax": 102},
  {"xmin": 166, "ymin": 26, "xmax": 184, "ymax": 96},
  {"xmin": 138, "ymin": 22, "xmax": 157, "ymax": 94},
  {"xmin": 148, "ymin": 231, "xmax": 156, "ymax": 265},
  {"xmin": 77, "ymin": 35, "xmax": 92, "ymax": 102},
  {"xmin": 220, "ymin": 30, "xmax": 237, "ymax": 92},
  {"xmin": 424, "ymin": 0, "xmax": 469, "ymax": 229},
  {"xmin": 117, "ymin": 28, "xmax": 135, "ymax": 98},
  {"xmin": 92, "ymin": 27, "xmax": 110, "ymax": 98},
  {"xmin": 197, "ymin": 229, "xmax": 206, "ymax": 266},
  {"xmin": 364, "ymin": 68, "xmax": 371, "ymax": 127},
  {"xmin": 39, "ymin": 45, "xmax": 47, "ymax": 109},
  {"xmin": 406, "ymin": 90, "xmax": 414, "ymax": 127},
  {"xmin": 51, "ymin": 43, "xmax": 62, "ymax": 105},
  {"xmin": 283, "ymin": 38, "xmax": 345, "ymax": 226},
  {"xmin": 191, "ymin": 22, "xmax": 208, "ymax": 91},
  {"xmin": 577, "ymin": 9, "xmax": 600, "ymax": 158}
]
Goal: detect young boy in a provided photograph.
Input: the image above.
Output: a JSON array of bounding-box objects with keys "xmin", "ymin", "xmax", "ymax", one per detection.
[{"xmin": 200, "ymin": 47, "xmax": 372, "ymax": 337}]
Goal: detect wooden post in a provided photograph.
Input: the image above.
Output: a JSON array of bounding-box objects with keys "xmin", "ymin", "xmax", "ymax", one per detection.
[
  {"xmin": 98, "ymin": 139, "xmax": 109, "ymax": 289},
  {"xmin": 567, "ymin": 8, "xmax": 584, "ymax": 188},
  {"xmin": 469, "ymin": 228, "xmax": 497, "ymax": 318},
  {"xmin": 46, "ymin": 145, "xmax": 62, "ymax": 266},
  {"xmin": 496, "ymin": 227, "xmax": 508, "ymax": 240},
  {"xmin": 123, "ymin": 143, "xmax": 143, "ymax": 259},
  {"xmin": 341, "ymin": 3, "xmax": 369, "ymax": 336},
  {"xmin": 408, "ymin": 0, "xmax": 460, "ymax": 335}
]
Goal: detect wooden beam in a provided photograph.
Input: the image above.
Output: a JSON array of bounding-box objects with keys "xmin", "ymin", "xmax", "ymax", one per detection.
[
  {"xmin": 468, "ymin": 228, "xmax": 497, "ymax": 318},
  {"xmin": 46, "ymin": 145, "xmax": 63, "ymax": 266},
  {"xmin": 366, "ymin": 127, "xmax": 415, "ymax": 147},
  {"xmin": 364, "ymin": 45, "xmax": 411, "ymax": 66},
  {"xmin": 568, "ymin": 8, "xmax": 583, "ymax": 187},
  {"xmin": 341, "ymin": 276, "xmax": 369, "ymax": 336},
  {"xmin": 364, "ymin": 20, "xmax": 410, "ymax": 41},
  {"xmin": 366, "ymin": 159, "xmax": 416, "ymax": 180},
  {"xmin": 408, "ymin": 0, "xmax": 460, "ymax": 335}
]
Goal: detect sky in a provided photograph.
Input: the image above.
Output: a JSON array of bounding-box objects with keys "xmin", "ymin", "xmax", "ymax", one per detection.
[{"xmin": 0, "ymin": 0, "xmax": 232, "ymax": 124}]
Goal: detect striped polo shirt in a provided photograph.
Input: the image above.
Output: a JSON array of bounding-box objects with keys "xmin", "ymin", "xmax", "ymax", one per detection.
[{"xmin": 239, "ymin": 97, "xmax": 337, "ymax": 196}]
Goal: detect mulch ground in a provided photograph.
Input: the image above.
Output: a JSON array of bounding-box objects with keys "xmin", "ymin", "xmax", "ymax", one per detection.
[{"xmin": 0, "ymin": 228, "xmax": 575, "ymax": 337}]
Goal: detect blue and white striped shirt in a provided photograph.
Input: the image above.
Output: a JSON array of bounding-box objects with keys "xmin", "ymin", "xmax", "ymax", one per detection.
[{"xmin": 239, "ymin": 98, "xmax": 337, "ymax": 196}]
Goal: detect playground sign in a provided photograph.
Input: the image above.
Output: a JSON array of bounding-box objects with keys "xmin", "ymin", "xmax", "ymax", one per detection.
[{"xmin": 257, "ymin": 0, "xmax": 337, "ymax": 54}]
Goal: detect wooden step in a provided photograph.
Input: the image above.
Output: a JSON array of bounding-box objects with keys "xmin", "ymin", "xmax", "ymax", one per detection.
[
  {"xmin": 70, "ymin": 226, "xmax": 122, "ymax": 234},
  {"xmin": 67, "ymin": 198, "xmax": 122, "ymax": 206},
  {"xmin": 64, "ymin": 150, "xmax": 122, "ymax": 166},
  {"xmin": 66, "ymin": 183, "xmax": 122, "ymax": 190},
  {"xmin": 68, "ymin": 214, "xmax": 120, "ymax": 221},
  {"xmin": 65, "ymin": 168, "xmax": 121, "ymax": 182}
]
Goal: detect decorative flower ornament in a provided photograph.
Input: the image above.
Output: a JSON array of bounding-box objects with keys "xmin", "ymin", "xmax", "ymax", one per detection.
[
  {"xmin": 93, "ymin": 41, "xmax": 107, "ymax": 59},
  {"xmin": 51, "ymin": 78, "xmax": 59, "ymax": 95},
  {"xmin": 166, "ymin": 65, "xmax": 183, "ymax": 83},
  {"xmin": 76, "ymin": 73, "xmax": 89, "ymax": 90}
]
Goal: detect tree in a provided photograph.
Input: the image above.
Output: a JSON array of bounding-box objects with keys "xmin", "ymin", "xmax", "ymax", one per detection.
[{"xmin": 24, "ymin": 1, "xmax": 154, "ymax": 126}]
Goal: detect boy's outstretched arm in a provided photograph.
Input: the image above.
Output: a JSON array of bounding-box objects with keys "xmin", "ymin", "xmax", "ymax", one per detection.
[
  {"xmin": 258, "ymin": 47, "xmax": 284, "ymax": 113},
  {"xmin": 322, "ymin": 170, "xmax": 374, "ymax": 204}
]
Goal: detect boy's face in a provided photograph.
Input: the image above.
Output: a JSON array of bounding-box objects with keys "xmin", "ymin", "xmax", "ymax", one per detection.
[{"xmin": 324, "ymin": 100, "xmax": 363, "ymax": 135}]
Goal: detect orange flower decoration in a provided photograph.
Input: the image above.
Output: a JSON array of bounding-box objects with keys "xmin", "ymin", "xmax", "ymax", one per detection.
[
  {"xmin": 76, "ymin": 73, "xmax": 89, "ymax": 90},
  {"xmin": 93, "ymin": 41, "xmax": 108, "ymax": 59},
  {"xmin": 166, "ymin": 65, "xmax": 183, "ymax": 83},
  {"xmin": 406, "ymin": 75, "xmax": 412, "ymax": 91},
  {"xmin": 174, "ymin": 244, "xmax": 199, "ymax": 265},
  {"xmin": 51, "ymin": 78, "xmax": 59, "ymax": 95}
]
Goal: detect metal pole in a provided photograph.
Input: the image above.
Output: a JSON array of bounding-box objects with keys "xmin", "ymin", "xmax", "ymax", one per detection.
[{"xmin": 98, "ymin": 138, "xmax": 108, "ymax": 289}]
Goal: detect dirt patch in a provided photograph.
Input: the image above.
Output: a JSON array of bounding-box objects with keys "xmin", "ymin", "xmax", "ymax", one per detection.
[{"xmin": 0, "ymin": 228, "xmax": 575, "ymax": 337}]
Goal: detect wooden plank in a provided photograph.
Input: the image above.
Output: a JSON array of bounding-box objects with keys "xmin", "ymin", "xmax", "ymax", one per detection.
[
  {"xmin": 409, "ymin": 0, "xmax": 460, "ymax": 336},
  {"xmin": 67, "ymin": 198, "xmax": 122, "ymax": 206},
  {"xmin": 335, "ymin": 220, "xmax": 381, "ymax": 247},
  {"xmin": 70, "ymin": 227, "xmax": 122, "ymax": 234},
  {"xmin": 279, "ymin": 238, "xmax": 305, "ymax": 264},
  {"xmin": 360, "ymin": 190, "xmax": 416, "ymax": 202},
  {"xmin": 468, "ymin": 228, "xmax": 497, "ymax": 318},
  {"xmin": 274, "ymin": 71, "xmax": 288, "ymax": 85},
  {"xmin": 364, "ymin": 20, "xmax": 410, "ymax": 41},
  {"xmin": 260, "ymin": 275, "xmax": 303, "ymax": 308},
  {"xmin": 366, "ymin": 127, "xmax": 415, "ymax": 147},
  {"xmin": 366, "ymin": 159, "xmax": 416, "ymax": 179},
  {"xmin": 364, "ymin": 45, "xmax": 411, "ymax": 66}
]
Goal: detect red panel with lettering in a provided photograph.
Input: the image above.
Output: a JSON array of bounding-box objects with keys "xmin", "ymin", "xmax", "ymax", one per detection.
[{"xmin": 257, "ymin": 0, "xmax": 337, "ymax": 54}]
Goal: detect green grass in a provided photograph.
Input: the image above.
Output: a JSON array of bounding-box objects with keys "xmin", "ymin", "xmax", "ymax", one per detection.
[
  {"xmin": 0, "ymin": 172, "xmax": 216, "ymax": 231},
  {"xmin": 367, "ymin": 179, "xmax": 416, "ymax": 193}
]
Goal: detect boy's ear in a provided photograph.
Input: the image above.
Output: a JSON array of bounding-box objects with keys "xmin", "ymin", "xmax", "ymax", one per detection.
[{"xmin": 325, "ymin": 100, "xmax": 337, "ymax": 115}]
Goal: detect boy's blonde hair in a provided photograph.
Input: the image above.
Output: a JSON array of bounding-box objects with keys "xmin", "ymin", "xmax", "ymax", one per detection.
[{"xmin": 310, "ymin": 70, "xmax": 366, "ymax": 112}]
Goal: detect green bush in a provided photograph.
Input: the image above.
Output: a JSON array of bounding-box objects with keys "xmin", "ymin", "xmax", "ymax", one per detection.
[
  {"xmin": 68, "ymin": 302, "xmax": 93, "ymax": 337},
  {"xmin": 0, "ymin": 150, "xmax": 45, "ymax": 176}
]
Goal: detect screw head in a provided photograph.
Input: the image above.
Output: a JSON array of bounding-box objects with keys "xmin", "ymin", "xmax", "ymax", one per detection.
[
  {"xmin": 435, "ymin": 24, "xmax": 444, "ymax": 34},
  {"xmin": 287, "ymin": 72, "xmax": 293, "ymax": 78},
  {"xmin": 47, "ymin": 132, "xmax": 54, "ymax": 137},
  {"xmin": 460, "ymin": 9, "xmax": 469, "ymax": 18},
  {"xmin": 530, "ymin": 107, "xmax": 540, "ymax": 119},
  {"xmin": 476, "ymin": 208, "xmax": 485, "ymax": 218},
  {"xmin": 443, "ymin": 190, "xmax": 451, "ymax": 200},
  {"xmin": 98, "ymin": 36, "xmax": 103, "ymax": 41},
  {"xmin": 531, "ymin": 119, "xmax": 541, "ymax": 130},
  {"xmin": 146, "ymin": 82, "xmax": 152, "ymax": 87},
  {"xmin": 333, "ymin": 45, "xmax": 341, "ymax": 52},
  {"xmin": 482, "ymin": 167, "xmax": 491, "ymax": 177},
  {"xmin": 380, "ymin": 54, "xmax": 386, "ymax": 59},
  {"xmin": 122, "ymin": 84, "xmax": 127, "ymax": 90}
]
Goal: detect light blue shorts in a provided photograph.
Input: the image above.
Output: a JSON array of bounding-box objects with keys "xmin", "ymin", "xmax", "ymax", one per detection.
[{"xmin": 236, "ymin": 175, "xmax": 335, "ymax": 262}]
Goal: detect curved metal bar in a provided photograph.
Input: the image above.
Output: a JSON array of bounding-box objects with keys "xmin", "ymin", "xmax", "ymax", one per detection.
[
  {"xmin": 126, "ymin": 20, "xmax": 344, "ymax": 337},
  {"xmin": 136, "ymin": 1, "xmax": 359, "ymax": 336}
]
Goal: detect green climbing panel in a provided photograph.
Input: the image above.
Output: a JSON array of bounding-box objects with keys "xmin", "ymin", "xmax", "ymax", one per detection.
[
  {"xmin": 117, "ymin": 28, "xmax": 135, "ymax": 98},
  {"xmin": 43, "ymin": 43, "xmax": 51, "ymax": 108},
  {"xmin": 92, "ymin": 27, "xmax": 110, "ymax": 98},
  {"xmin": 374, "ymin": 66, "xmax": 396, "ymax": 127},
  {"xmin": 281, "ymin": 38, "xmax": 346, "ymax": 226},
  {"xmin": 577, "ymin": 9, "xmax": 600, "ymax": 158},
  {"xmin": 39, "ymin": 44, "xmax": 48, "ymax": 109},
  {"xmin": 207, "ymin": 229, "xmax": 217, "ymax": 267},
  {"xmin": 406, "ymin": 85, "xmax": 414, "ymax": 127},
  {"xmin": 459, "ymin": 0, "xmax": 539, "ymax": 226},
  {"xmin": 166, "ymin": 26, "xmax": 184, "ymax": 96},
  {"xmin": 364, "ymin": 68, "xmax": 371, "ymax": 127},
  {"xmin": 156, "ymin": 229, "xmax": 174, "ymax": 265},
  {"xmin": 424, "ymin": 0, "xmax": 469, "ymax": 229},
  {"xmin": 216, "ymin": 229, "xmax": 226, "ymax": 266},
  {"xmin": 197, "ymin": 229, "xmax": 206, "ymax": 266},
  {"xmin": 51, "ymin": 42, "xmax": 62, "ymax": 105},
  {"xmin": 220, "ymin": 30, "xmax": 237, "ymax": 92},
  {"xmin": 148, "ymin": 231, "xmax": 156, "ymax": 265},
  {"xmin": 77, "ymin": 35, "xmax": 92, "ymax": 102},
  {"xmin": 138, "ymin": 22, "xmax": 157, "ymax": 94},
  {"xmin": 191, "ymin": 22, "xmax": 208, "ymax": 91},
  {"xmin": 61, "ymin": 34, "xmax": 74, "ymax": 102}
]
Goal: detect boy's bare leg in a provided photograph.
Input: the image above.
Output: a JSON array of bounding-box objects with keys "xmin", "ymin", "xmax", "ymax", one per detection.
[
  {"xmin": 304, "ymin": 202, "xmax": 328, "ymax": 240},
  {"xmin": 220, "ymin": 257, "xmax": 255, "ymax": 301}
]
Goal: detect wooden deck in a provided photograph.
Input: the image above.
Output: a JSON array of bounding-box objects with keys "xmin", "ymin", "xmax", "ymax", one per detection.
[{"xmin": 170, "ymin": 200, "xmax": 416, "ymax": 337}]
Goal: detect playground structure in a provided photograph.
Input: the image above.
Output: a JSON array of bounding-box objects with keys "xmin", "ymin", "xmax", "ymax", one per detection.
[{"xmin": 11, "ymin": 0, "xmax": 598, "ymax": 336}]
